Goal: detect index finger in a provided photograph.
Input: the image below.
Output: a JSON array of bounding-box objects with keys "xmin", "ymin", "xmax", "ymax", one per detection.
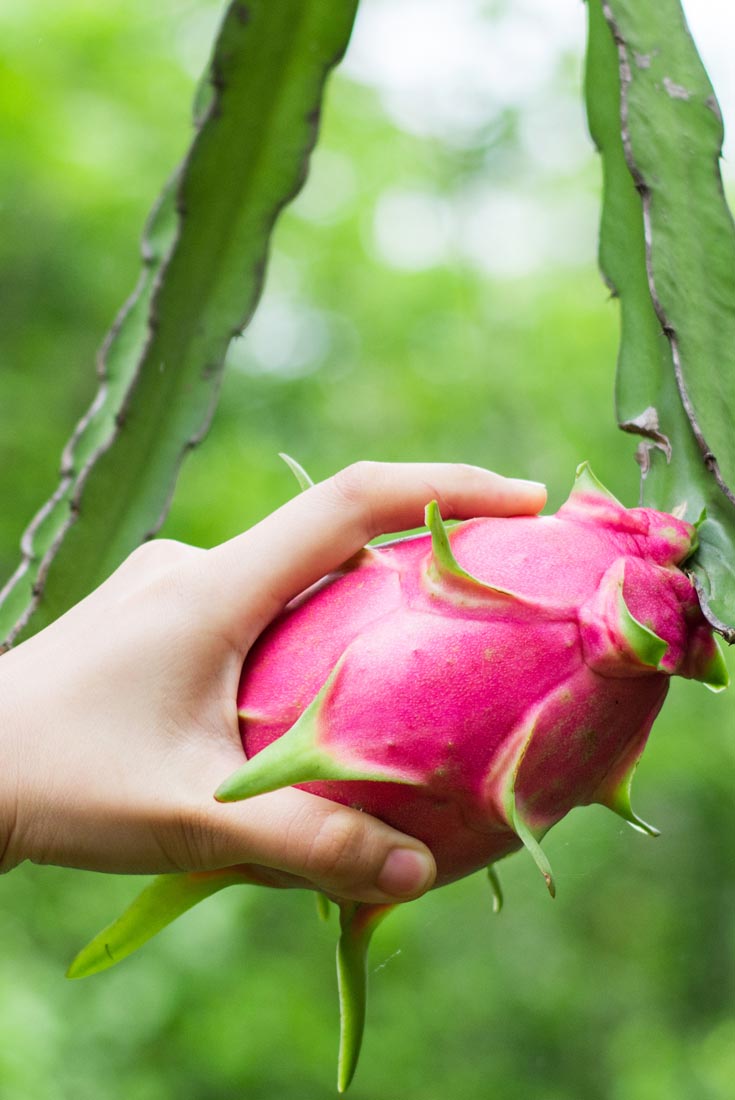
[{"xmin": 204, "ymin": 461, "xmax": 546, "ymax": 640}]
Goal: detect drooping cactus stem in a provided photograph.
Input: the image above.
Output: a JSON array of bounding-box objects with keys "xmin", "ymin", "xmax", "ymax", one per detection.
[{"xmin": 585, "ymin": 0, "xmax": 735, "ymax": 638}]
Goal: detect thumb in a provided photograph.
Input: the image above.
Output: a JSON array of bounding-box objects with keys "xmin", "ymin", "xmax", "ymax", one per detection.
[{"xmin": 190, "ymin": 782, "xmax": 436, "ymax": 904}]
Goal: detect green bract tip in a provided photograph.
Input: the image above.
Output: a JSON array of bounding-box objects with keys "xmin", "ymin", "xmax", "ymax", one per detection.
[
  {"xmin": 424, "ymin": 500, "xmax": 529, "ymax": 607},
  {"xmin": 486, "ymin": 865, "xmax": 504, "ymax": 914},
  {"xmin": 701, "ymin": 638, "xmax": 730, "ymax": 693},
  {"xmin": 617, "ymin": 588, "xmax": 668, "ymax": 670},
  {"xmin": 573, "ymin": 462, "xmax": 622, "ymax": 504},
  {"xmin": 219, "ymin": 672, "xmax": 420, "ymax": 802},
  {"xmin": 67, "ymin": 870, "xmax": 248, "ymax": 979},
  {"xmin": 336, "ymin": 902, "xmax": 394, "ymax": 1093},
  {"xmin": 508, "ymin": 801, "xmax": 555, "ymax": 898},
  {"xmin": 279, "ymin": 452, "xmax": 315, "ymax": 492}
]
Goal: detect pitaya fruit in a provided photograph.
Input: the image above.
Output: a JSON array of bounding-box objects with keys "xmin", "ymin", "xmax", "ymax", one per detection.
[
  {"xmin": 69, "ymin": 464, "xmax": 729, "ymax": 1093},
  {"xmin": 214, "ymin": 463, "xmax": 728, "ymax": 1088}
]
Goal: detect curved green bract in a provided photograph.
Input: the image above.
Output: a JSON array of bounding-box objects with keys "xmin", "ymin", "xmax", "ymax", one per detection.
[
  {"xmin": 486, "ymin": 864, "xmax": 504, "ymax": 914},
  {"xmin": 602, "ymin": 766, "xmax": 660, "ymax": 837},
  {"xmin": 617, "ymin": 587, "xmax": 668, "ymax": 670},
  {"xmin": 67, "ymin": 869, "xmax": 250, "ymax": 979},
  {"xmin": 508, "ymin": 800, "xmax": 556, "ymax": 899},
  {"xmin": 316, "ymin": 892, "xmax": 333, "ymax": 922},
  {"xmin": 424, "ymin": 501, "xmax": 532, "ymax": 608},
  {"xmin": 336, "ymin": 901, "xmax": 394, "ymax": 1094},
  {"xmin": 585, "ymin": 0, "xmax": 735, "ymax": 641},
  {"xmin": 217, "ymin": 670, "xmax": 420, "ymax": 802},
  {"xmin": 701, "ymin": 640, "xmax": 730, "ymax": 693},
  {"xmin": 0, "ymin": 0, "xmax": 359, "ymax": 648},
  {"xmin": 572, "ymin": 461, "xmax": 622, "ymax": 505},
  {"xmin": 279, "ymin": 452, "xmax": 315, "ymax": 492}
]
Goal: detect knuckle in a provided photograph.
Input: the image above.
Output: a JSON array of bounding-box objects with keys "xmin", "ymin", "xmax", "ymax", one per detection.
[
  {"xmin": 162, "ymin": 802, "xmax": 217, "ymax": 872},
  {"xmin": 304, "ymin": 808, "xmax": 372, "ymax": 888},
  {"xmin": 328, "ymin": 462, "xmax": 384, "ymax": 542},
  {"xmin": 122, "ymin": 539, "xmax": 193, "ymax": 580},
  {"xmin": 455, "ymin": 461, "xmax": 477, "ymax": 475},
  {"xmin": 124, "ymin": 538, "xmax": 196, "ymax": 572},
  {"xmin": 330, "ymin": 462, "xmax": 381, "ymax": 508},
  {"xmin": 118, "ymin": 540, "xmax": 204, "ymax": 611},
  {"xmin": 425, "ymin": 481, "xmax": 451, "ymax": 519}
]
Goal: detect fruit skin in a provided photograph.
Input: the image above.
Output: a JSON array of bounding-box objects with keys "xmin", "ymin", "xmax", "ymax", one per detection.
[{"xmin": 225, "ymin": 464, "xmax": 727, "ymax": 893}]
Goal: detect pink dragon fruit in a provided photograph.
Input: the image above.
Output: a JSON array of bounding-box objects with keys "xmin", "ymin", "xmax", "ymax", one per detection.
[
  {"xmin": 69, "ymin": 465, "xmax": 728, "ymax": 1092},
  {"xmin": 211, "ymin": 463, "xmax": 728, "ymax": 1089},
  {"xmin": 219, "ymin": 464, "xmax": 726, "ymax": 867}
]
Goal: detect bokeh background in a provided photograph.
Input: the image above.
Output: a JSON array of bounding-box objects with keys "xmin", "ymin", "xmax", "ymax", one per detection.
[{"xmin": 0, "ymin": 2, "xmax": 733, "ymax": 1097}]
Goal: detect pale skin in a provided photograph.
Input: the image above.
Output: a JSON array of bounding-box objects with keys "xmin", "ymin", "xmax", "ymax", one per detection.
[{"xmin": 0, "ymin": 462, "xmax": 546, "ymax": 902}]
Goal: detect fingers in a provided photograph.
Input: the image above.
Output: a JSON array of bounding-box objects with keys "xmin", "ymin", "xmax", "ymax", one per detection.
[
  {"xmin": 204, "ymin": 461, "xmax": 546, "ymax": 639},
  {"xmin": 188, "ymin": 783, "xmax": 437, "ymax": 904}
]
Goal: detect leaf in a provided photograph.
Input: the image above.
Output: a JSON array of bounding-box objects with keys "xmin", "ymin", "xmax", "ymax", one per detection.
[
  {"xmin": 0, "ymin": 0, "xmax": 359, "ymax": 648},
  {"xmin": 585, "ymin": 0, "xmax": 735, "ymax": 640}
]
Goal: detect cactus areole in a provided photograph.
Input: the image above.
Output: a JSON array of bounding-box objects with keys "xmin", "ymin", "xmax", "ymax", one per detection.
[{"xmin": 70, "ymin": 466, "xmax": 729, "ymax": 1092}]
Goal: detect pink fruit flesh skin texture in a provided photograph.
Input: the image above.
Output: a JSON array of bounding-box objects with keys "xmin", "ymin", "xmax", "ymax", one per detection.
[{"xmin": 233, "ymin": 466, "xmax": 727, "ymax": 889}]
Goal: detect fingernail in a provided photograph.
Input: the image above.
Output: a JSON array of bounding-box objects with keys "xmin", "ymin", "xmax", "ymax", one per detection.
[
  {"xmin": 510, "ymin": 478, "xmax": 546, "ymax": 491},
  {"xmin": 376, "ymin": 848, "xmax": 435, "ymax": 899}
]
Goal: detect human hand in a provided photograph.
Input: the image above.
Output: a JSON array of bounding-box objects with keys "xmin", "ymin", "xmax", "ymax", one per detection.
[{"xmin": 0, "ymin": 462, "xmax": 546, "ymax": 903}]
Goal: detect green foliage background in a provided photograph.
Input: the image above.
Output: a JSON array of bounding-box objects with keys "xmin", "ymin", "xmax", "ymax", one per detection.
[{"xmin": 0, "ymin": 2, "xmax": 732, "ymax": 1097}]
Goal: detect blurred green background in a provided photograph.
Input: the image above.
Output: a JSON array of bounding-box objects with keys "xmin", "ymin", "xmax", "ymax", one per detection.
[{"xmin": 0, "ymin": 2, "xmax": 732, "ymax": 1097}]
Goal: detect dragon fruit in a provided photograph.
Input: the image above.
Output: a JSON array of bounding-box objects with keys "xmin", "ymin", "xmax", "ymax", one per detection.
[
  {"xmin": 69, "ymin": 464, "xmax": 728, "ymax": 1092},
  {"xmin": 212, "ymin": 463, "xmax": 728, "ymax": 1089}
]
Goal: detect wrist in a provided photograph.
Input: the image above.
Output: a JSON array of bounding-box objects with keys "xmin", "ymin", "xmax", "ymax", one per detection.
[{"xmin": 0, "ymin": 649, "xmax": 28, "ymax": 872}]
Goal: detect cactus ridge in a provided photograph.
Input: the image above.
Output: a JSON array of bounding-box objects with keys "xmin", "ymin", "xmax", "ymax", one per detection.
[
  {"xmin": 585, "ymin": 0, "xmax": 735, "ymax": 639},
  {"xmin": 0, "ymin": 0, "xmax": 360, "ymax": 649}
]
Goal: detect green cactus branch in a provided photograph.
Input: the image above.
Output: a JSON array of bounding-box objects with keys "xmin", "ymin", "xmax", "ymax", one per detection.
[
  {"xmin": 585, "ymin": 0, "xmax": 735, "ymax": 641},
  {"xmin": 0, "ymin": 0, "xmax": 358, "ymax": 649}
]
